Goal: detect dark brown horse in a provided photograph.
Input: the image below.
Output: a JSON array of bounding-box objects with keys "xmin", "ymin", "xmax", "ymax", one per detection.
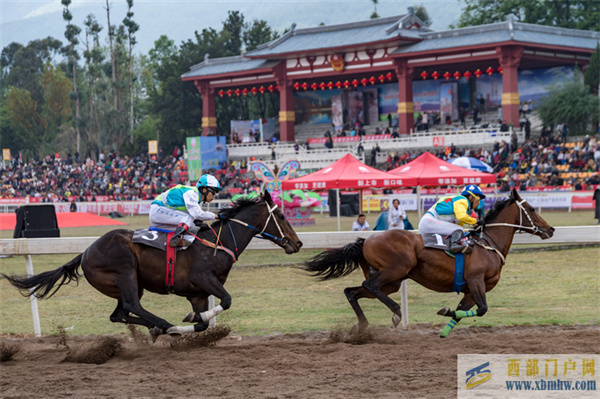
[
  {"xmin": 3, "ymin": 191, "xmax": 302, "ymax": 341},
  {"xmin": 302, "ymin": 189, "xmax": 554, "ymax": 337}
]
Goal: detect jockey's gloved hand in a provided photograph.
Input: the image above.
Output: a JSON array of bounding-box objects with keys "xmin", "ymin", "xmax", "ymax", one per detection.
[
  {"xmin": 475, "ymin": 219, "xmax": 486, "ymax": 229},
  {"xmin": 216, "ymin": 213, "xmax": 227, "ymax": 220}
]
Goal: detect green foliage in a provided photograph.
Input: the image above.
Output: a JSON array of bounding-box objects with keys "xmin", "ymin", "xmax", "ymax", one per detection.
[
  {"xmin": 413, "ymin": 5, "xmax": 432, "ymax": 26},
  {"xmin": 584, "ymin": 42, "xmax": 599, "ymax": 95},
  {"xmin": 537, "ymin": 71, "xmax": 600, "ymax": 135},
  {"xmin": 455, "ymin": 0, "xmax": 600, "ymax": 30},
  {"xmin": 243, "ymin": 20, "xmax": 277, "ymax": 52}
]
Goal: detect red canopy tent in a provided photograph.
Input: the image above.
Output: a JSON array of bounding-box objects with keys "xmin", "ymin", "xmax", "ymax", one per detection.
[
  {"xmin": 388, "ymin": 151, "xmax": 497, "ymax": 217},
  {"xmin": 282, "ymin": 154, "xmax": 416, "ymax": 230},
  {"xmin": 388, "ymin": 152, "xmax": 496, "ymax": 186},
  {"xmin": 281, "ymin": 153, "xmax": 417, "ymax": 191}
]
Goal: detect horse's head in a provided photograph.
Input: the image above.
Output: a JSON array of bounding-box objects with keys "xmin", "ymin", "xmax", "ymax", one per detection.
[
  {"xmin": 509, "ymin": 189, "xmax": 555, "ymax": 239},
  {"xmin": 259, "ymin": 191, "xmax": 303, "ymax": 253}
]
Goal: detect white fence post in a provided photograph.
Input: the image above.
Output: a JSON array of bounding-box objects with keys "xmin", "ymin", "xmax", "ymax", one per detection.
[{"xmin": 24, "ymin": 255, "xmax": 41, "ymax": 337}]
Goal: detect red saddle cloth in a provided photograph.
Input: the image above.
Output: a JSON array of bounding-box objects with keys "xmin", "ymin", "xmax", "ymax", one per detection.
[{"xmin": 165, "ymin": 232, "xmax": 176, "ymax": 294}]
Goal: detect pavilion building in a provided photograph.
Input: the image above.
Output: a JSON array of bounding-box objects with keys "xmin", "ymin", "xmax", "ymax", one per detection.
[{"xmin": 181, "ymin": 9, "xmax": 600, "ymax": 142}]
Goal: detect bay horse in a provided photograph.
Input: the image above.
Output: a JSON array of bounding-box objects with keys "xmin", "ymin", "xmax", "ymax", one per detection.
[
  {"xmin": 2, "ymin": 191, "xmax": 302, "ymax": 341},
  {"xmin": 301, "ymin": 189, "xmax": 554, "ymax": 337}
]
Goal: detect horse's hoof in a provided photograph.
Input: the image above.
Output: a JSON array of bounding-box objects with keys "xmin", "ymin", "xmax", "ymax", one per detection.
[
  {"xmin": 195, "ymin": 322, "xmax": 209, "ymax": 333},
  {"xmin": 183, "ymin": 312, "xmax": 195, "ymax": 323},
  {"xmin": 349, "ymin": 324, "xmax": 360, "ymax": 335},
  {"xmin": 392, "ymin": 313, "xmax": 402, "ymax": 328},
  {"xmin": 149, "ymin": 326, "xmax": 162, "ymax": 343},
  {"xmin": 166, "ymin": 326, "xmax": 182, "ymax": 337},
  {"xmin": 437, "ymin": 307, "xmax": 451, "ymax": 316}
]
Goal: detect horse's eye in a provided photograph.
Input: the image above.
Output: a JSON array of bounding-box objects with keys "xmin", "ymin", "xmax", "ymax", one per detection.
[{"xmin": 278, "ymin": 213, "xmax": 284, "ymax": 220}]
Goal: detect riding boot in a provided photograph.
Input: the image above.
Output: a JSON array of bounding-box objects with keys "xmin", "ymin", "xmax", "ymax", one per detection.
[
  {"xmin": 449, "ymin": 230, "xmax": 472, "ymax": 254},
  {"xmin": 169, "ymin": 224, "xmax": 192, "ymax": 248}
]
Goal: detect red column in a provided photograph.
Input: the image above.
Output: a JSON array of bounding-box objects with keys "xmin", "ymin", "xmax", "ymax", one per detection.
[
  {"xmin": 274, "ymin": 63, "xmax": 295, "ymax": 142},
  {"xmin": 194, "ymin": 80, "xmax": 216, "ymax": 136},
  {"xmin": 394, "ymin": 59, "xmax": 414, "ymax": 135},
  {"xmin": 498, "ymin": 46, "xmax": 523, "ymax": 128}
]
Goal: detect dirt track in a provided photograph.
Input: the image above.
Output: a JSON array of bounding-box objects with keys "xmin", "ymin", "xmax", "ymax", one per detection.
[{"xmin": 1, "ymin": 324, "xmax": 599, "ymax": 399}]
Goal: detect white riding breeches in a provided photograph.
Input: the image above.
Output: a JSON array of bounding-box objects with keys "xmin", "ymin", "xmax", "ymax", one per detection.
[
  {"xmin": 418, "ymin": 212, "xmax": 465, "ymax": 236},
  {"xmin": 149, "ymin": 204, "xmax": 194, "ymax": 231}
]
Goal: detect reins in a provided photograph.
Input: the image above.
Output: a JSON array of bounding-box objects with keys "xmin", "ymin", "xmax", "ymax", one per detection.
[
  {"xmin": 190, "ymin": 200, "xmax": 288, "ymax": 262},
  {"xmin": 471, "ymin": 198, "xmax": 539, "ymax": 264}
]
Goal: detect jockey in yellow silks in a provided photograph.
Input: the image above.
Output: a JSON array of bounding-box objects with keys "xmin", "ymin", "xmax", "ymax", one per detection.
[{"xmin": 418, "ymin": 184, "xmax": 486, "ymax": 253}]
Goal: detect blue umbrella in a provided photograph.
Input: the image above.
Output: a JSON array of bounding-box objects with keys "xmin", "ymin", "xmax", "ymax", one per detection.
[{"xmin": 448, "ymin": 157, "xmax": 493, "ymax": 173}]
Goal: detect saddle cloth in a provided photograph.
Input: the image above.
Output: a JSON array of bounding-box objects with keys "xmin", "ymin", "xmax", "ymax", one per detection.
[{"xmin": 131, "ymin": 228, "xmax": 196, "ymax": 251}]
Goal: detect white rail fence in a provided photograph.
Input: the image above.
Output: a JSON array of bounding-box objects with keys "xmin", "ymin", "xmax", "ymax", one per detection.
[{"xmin": 1, "ymin": 226, "xmax": 598, "ymax": 336}]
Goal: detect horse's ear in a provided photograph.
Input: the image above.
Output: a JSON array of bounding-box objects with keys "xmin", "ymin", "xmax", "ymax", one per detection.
[
  {"xmin": 263, "ymin": 190, "xmax": 272, "ymax": 203},
  {"xmin": 510, "ymin": 188, "xmax": 521, "ymax": 201}
]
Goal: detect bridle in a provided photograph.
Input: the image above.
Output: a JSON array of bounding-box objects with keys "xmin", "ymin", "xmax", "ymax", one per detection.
[
  {"xmin": 227, "ymin": 200, "xmax": 288, "ymax": 245},
  {"xmin": 480, "ymin": 199, "xmax": 540, "ymax": 234}
]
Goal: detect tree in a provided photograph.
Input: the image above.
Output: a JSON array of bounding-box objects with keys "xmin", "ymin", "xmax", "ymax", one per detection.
[
  {"xmin": 413, "ymin": 5, "xmax": 432, "ymax": 26},
  {"xmin": 243, "ymin": 20, "xmax": 278, "ymax": 52},
  {"xmin": 123, "ymin": 0, "xmax": 140, "ymax": 141},
  {"xmin": 222, "ymin": 11, "xmax": 245, "ymax": 56},
  {"xmin": 62, "ymin": 0, "xmax": 82, "ymax": 153},
  {"xmin": 83, "ymin": 14, "xmax": 104, "ymax": 155},
  {"xmin": 537, "ymin": 71, "xmax": 600, "ymax": 136},
  {"xmin": 5, "ymin": 87, "xmax": 43, "ymax": 156},
  {"xmin": 370, "ymin": 0, "xmax": 379, "ymax": 19},
  {"xmin": 40, "ymin": 64, "xmax": 72, "ymax": 143},
  {"xmin": 454, "ymin": 0, "xmax": 600, "ymax": 30},
  {"xmin": 584, "ymin": 43, "xmax": 599, "ymax": 95}
]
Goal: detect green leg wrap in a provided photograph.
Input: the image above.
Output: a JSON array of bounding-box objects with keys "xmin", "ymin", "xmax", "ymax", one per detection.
[
  {"xmin": 440, "ymin": 318, "xmax": 458, "ymax": 338},
  {"xmin": 455, "ymin": 310, "xmax": 477, "ymax": 319}
]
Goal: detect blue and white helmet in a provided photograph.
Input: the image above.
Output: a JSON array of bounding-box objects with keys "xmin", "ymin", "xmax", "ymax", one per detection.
[
  {"xmin": 196, "ymin": 174, "xmax": 222, "ymax": 193},
  {"xmin": 461, "ymin": 184, "xmax": 486, "ymax": 199}
]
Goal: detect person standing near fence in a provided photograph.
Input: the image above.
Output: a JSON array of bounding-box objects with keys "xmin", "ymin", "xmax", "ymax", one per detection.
[{"xmin": 388, "ymin": 198, "xmax": 406, "ymax": 230}]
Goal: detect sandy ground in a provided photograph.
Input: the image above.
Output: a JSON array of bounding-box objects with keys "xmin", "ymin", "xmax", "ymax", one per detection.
[{"xmin": 1, "ymin": 324, "xmax": 598, "ymax": 399}]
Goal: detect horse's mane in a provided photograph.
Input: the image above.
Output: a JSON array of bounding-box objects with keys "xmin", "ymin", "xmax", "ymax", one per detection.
[
  {"xmin": 484, "ymin": 197, "xmax": 515, "ymax": 223},
  {"xmin": 218, "ymin": 195, "xmax": 263, "ymax": 219}
]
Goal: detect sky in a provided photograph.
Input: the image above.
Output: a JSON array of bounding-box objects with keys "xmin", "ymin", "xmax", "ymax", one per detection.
[{"xmin": 0, "ymin": 0, "xmax": 463, "ymax": 57}]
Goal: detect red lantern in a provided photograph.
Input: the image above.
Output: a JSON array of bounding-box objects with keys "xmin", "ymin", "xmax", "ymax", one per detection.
[
  {"xmin": 218, "ymin": 90, "xmax": 224, "ymax": 98},
  {"xmin": 474, "ymin": 69, "xmax": 483, "ymax": 78},
  {"xmin": 259, "ymin": 86, "xmax": 265, "ymax": 94},
  {"xmin": 352, "ymin": 79, "xmax": 359, "ymax": 88},
  {"xmin": 275, "ymin": 85, "xmax": 279, "ymax": 91},
  {"xmin": 268, "ymin": 85, "xmax": 275, "ymax": 93},
  {"xmin": 486, "ymin": 66, "xmax": 494, "ymax": 76},
  {"xmin": 497, "ymin": 66, "xmax": 503, "ymax": 74},
  {"xmin": 343, "ymin": 80, "xmax": 350, "ymax": 89},
  {"xmin": 293, "ymin": 82, "xmax": 300, "ymax": 90},
  {"xmin": 242, "ymin": 88, "xmax": 249, "ymax": 96},
  {"xmin": 327, "ymin": 81, "xmax": 334, "ymax": 90},
  {"xmin": 360, "ymin": 77, "xmax": 368, "ymax": 86},
  {"xmin": 301, "ymin": 82, "xmax": 309, "ymax": 91},
  {"xmin": 431, "ymin": 71, "xmax": 440, "ymax": 80},
  {"xmin": 335, "ymin": 81, "xmax": 342, "ymax": 89},
  {"xmin": 226, "ymin": 89, "xmax": 233, "ymax": 97},
  {"xmin": 369, "ymin": 76, "xmax": 376, "ymax": 85},
  {"xmin": 463, "ymin": 71, "xmax": 472, "ymax": 79},
  {"xmin": 319, "ymin": 82, "xmax": 326, "ymax": 90},
  {"xmin": 386, "ymin": 72, "xmax": 394, "ymax": 81},
  {"xmin": 235, "ymin": 88, "xmax": 241, "ymax": 96},
  {"xmin": 453, "ymin": 71, "xmax": 461, "ymax": 80},
  {"xmin": 443, "ymin": 72, "xmax": 451, "ymax": 81},
  {"xmin": 250, "ymin": 87, "xmax": 257, "ymax": 95},
  {"xmin": 311, "ymin": 82, "xmax": 318, "ymax": 91},
  {"xmin": 378, "ymin": 74, "xmax": 385, "ymax": 83},
  {"xmin": 420, "ymin": 71, "xmax": 429, "ymax": 80}
]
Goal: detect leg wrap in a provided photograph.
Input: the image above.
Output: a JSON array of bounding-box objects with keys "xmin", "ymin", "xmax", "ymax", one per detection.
[
  {"xmin": 455, "ymin": 310, "xmax": 477, "ymax": 319},
  {"xmin": 200, "ymin": 305, "xmax": 224, "ymax": 322},
  {"xmin": 440, "ymin": 318, "xmax": 458, "ymax": 338}
]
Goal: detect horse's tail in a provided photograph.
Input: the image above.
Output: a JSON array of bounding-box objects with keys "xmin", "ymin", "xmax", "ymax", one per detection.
[
  {"xmin": 301, "ymin": 238, "xmax": 365, "ymax": 281},
  {"xmin": 1, "ymin": 253, "xmax": 83, "ymax": 299}
]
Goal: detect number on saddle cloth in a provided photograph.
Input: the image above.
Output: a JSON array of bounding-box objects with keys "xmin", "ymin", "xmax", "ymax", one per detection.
[{"xmin": 132, "ymin": 227, "xmax": 195, "ymax": 251}]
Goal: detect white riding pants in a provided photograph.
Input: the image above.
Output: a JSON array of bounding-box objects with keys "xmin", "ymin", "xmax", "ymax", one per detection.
[
  {"xmin": 149, "ymin": 204, "xmax": 194, "ymax": 231},
  {"xmin": 418, "ymin": 212, "xmax": 465, "ymax": 237}
]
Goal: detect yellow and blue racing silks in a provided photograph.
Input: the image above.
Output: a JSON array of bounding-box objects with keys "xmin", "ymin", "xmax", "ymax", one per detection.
[{"xmin": 428, "ymin": 195, "xmax": 478, "ymax": 227}]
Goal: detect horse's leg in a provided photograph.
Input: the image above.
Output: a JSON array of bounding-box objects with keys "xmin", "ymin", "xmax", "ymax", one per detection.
[
  {"xmin": 109, "ymin": 300, "xmax": 154, "ymax": 328},
  {"xmin": 360, "ymin": 271, "xmax": 405, "ymax": 327},
  {"xmin": 344, "ymin": 279, "xmax": 403, "ymax": 334},
  {"xmin": 181, "ymin": 296, "xmax": 210, "ymax": 333},
  {"xmin": 437, "ymin": 293, "xmax": 476, "ymax": 338}
]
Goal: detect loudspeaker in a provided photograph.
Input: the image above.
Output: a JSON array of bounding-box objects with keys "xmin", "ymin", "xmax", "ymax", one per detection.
[
  {"xmin": 328, "ymin": 191, "xmax": 360, "ymax": 217},
  {"xmin": 13, "ymin": 205, "xmax": 60, "ymax": 238}
]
